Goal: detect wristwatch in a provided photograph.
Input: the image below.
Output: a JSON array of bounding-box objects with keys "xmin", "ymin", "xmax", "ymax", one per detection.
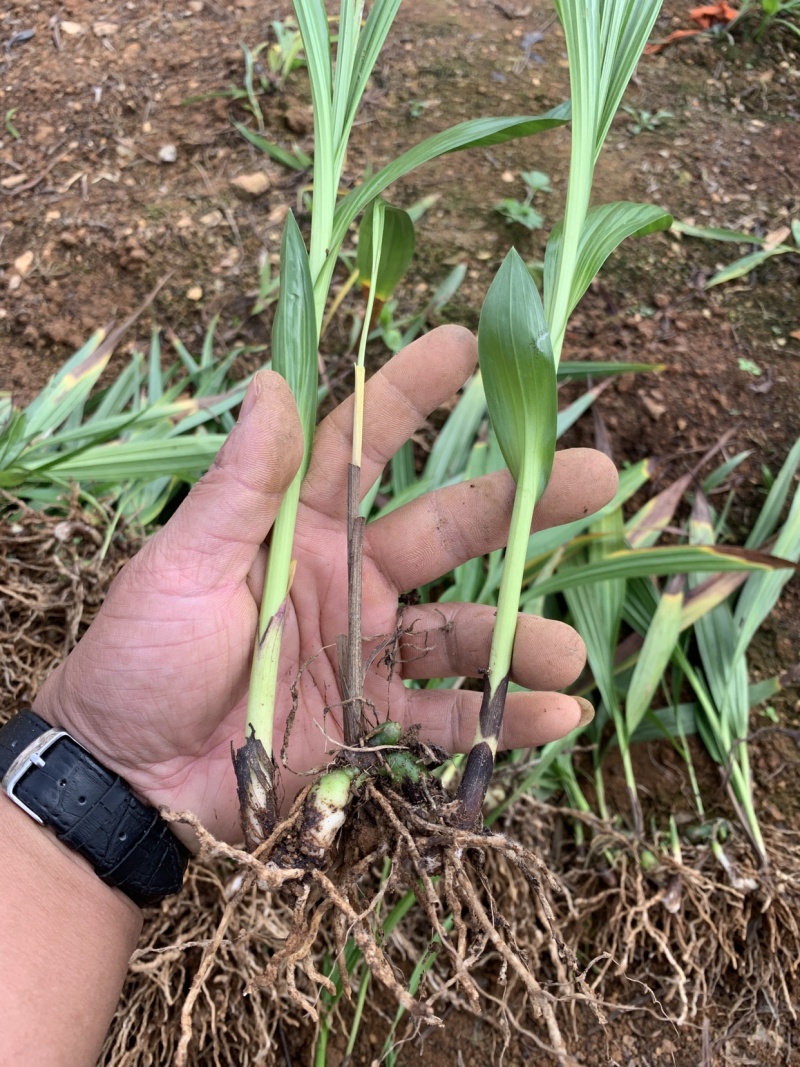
[{"xmin": 0, "ymin": 709, "xmax": 189, "ymax": 907}]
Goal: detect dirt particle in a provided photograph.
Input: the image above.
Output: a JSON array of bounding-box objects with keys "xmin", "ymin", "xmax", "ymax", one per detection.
[
  {"xmin": 92, "ymin": 21, "xmax": 119, "ymax": 38},
  {"xmin": 12, "ymin": 251, "xmax": 34, "ymax": 278},
  {"xmin": 231, "ymin": 172, "xmax": 271, "ymax": 197}
]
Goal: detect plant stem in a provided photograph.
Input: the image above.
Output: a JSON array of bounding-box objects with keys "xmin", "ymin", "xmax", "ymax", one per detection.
[
  {"xmin": 338, "ymin": 460, "xmax": 366, "ymax": 747},
  {"xmin": 454, "ymin": 474, "xmax": 536, "ymax": 827}
]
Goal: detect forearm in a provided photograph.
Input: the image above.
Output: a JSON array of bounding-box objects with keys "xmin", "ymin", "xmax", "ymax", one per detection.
[{"xmin": 0, "ymin": 793, "xmax": 142, "ymax": 1067}]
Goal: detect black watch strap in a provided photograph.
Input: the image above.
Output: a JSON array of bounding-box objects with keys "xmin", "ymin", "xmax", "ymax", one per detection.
[{"xmin": 0, "ymin": 710, "xmax": 189, "ymax": 907}]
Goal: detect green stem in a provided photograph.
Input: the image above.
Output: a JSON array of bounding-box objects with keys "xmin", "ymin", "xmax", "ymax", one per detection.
[
  {"xmin": 246, "ymin": 473, "xmax": 302, "ymax": 759},
  {"xmin": 485, "ymin": 475, "xmax": 537, "ymax": 707},
  {"xmin": 454, "ymin": 475, "xmax": 536, "ymax": 827}
]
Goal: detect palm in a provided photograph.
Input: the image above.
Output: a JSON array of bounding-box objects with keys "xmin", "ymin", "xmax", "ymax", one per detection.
[{"xmin": 34, "ymin": 328, "xmax": 616, "ymax": 844}]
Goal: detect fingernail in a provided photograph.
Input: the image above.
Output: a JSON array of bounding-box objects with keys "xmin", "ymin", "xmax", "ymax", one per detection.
[
  {"xmin": 574, "ymin": 696, "xmax": 595, "ymax": 728},
  {"xmin": 238, "ymin": 375, "xmax": 261, "ymax": 422}
]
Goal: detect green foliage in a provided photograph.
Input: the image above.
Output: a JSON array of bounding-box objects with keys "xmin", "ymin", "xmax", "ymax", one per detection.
[
  {"xmin": 0, "ymin": 321, "xmax": 255, "ymax": 525},
  {"xmin": 673, "ymin": 217, "xmax": 799, "ymax": 287},
  {"xmin": 356, "ymin": 199, "xmax": 415, "ymax": 301},
  {"xmin": 495, "ymin": 169, "xmax": 552, "ymax": 231},
  {"xmin": 622, "ymin": 104, "xmax": 673, "ymax": 133}
]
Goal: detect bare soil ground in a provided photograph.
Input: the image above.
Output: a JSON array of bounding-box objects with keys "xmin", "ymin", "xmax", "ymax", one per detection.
[{"xmin": 2, "ymin": 1, "xmax": 800, "ymax": 1064}]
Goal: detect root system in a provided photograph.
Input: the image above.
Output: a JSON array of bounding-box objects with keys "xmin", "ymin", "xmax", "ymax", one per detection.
[{"xmin": 4, "ymin": 502, "xmax": 800, "ymax": 1066}]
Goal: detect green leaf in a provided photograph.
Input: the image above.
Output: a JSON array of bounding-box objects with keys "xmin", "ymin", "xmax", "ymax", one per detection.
[
  {"xmin": 272, "ymin": 210, "xmax": 319, "ymax": 473},
  {"xmin": 32, "ymin": 436, "xmax": 227, "ymax": 482},
  {"xmin": 733, "ymin": 472, "xmax": 800, "ymax": 661},
  {"xmin": 625, "ymin": 577, "xmax": 684, "ymax": 734},
  {"xmin": 423, "ymin": 372, "xmax": 487, "ymax": 487},
  {"xmin": 671, "ymin": 220, "xmax": 766, "ymax": 245},
  {"xmin": 357, "ymin": 200, "xmax": 415, "ymax": 301},
  {"xmin": 746, "ymin": 437, "xmax": 800, "ymax": 548},
  {"xmin": 706, "ymin": 249, "xmax": 773, "ymax": 288},
  {"xmin": 479, "ymin": 248, "xmax": 557, "ymax": 492},
  {"xmin": 626, "ymin": 473, "xmax": 692, "ymax": 549},
  {"xmin": 557, "ymin": 360, "xmax": 665, "ymax": 378},
  {"xmin": 544, "ymin": 202, "xmax": 672, "ymax": 325},
  {"xmin": 23, "ymin": 329, "xmax": 112, "ymax": 439},
  {"xmin": 533, "ymin": 544, "xmax": 793, "ymax": 598},
  {"xmin": 317, "ymin": 106, "xmax": 570, "ymax": 303},
  {"xmin": 233, "ymin": 121, "xmax": 312, "ymax": 170}
]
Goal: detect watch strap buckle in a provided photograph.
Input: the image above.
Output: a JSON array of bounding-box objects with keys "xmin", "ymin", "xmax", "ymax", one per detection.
[{"xmin": 1, "ymin": 728, "xmax": 70, "ymax": 823}]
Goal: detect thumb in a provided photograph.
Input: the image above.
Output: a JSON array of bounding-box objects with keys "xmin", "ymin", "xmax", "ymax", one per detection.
[{"xmin": 149, "ymin": 370, "xmax": 304, "ymax": 590}]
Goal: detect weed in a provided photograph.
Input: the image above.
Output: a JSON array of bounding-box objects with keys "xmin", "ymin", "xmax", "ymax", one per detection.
[
  {"xmin": 622, "ymin": 103, "xmax": 673, "ymax": 133},
  {"xmin": 495, "ymin": 168, "xmax": 552, "ymax": 230},
  {"xmin": 4, "ymin": 107, "xmax": 20, "ymax": 140}
]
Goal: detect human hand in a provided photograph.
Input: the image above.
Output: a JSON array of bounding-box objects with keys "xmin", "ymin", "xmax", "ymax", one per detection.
[{"xmin": 33, "ymin": 326, "xmax": 617, "ymax": 844}]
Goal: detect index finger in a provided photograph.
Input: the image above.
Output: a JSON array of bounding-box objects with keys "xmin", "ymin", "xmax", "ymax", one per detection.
[{"xmin": 301, "ymin": 325, "xmax": 478, "ymax": 520}]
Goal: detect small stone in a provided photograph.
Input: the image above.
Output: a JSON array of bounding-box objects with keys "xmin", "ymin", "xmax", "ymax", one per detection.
[
  {"xmin": 642, "ymin": 395, "xmax": 666, "ymax": 420},
  {"xmin": 8, "ymin": 275, "xmax": 22, "ymax": 292},
  {"xmin": 13, "ymin": 250, "xmax": 34, "ymax": 277},
  {"xmin": 188, "ymin": 0, "xmax": 204, "ymax": 9},
  {"xmin": 186, "ymin": 285, "xmax": 203, "ymax": 301},
  {"xmin": 158, "ymin": 144, "xmax": 177, "ymax": 163},
  {"xmin": 199, "ymin": 209, "xmax": 224, "ymax": 227},
  {"xmin": 284, "ymin": 104, "xmax": 312, "ymax": 135},
  {"xmin": 500, "ymin": 169, "xmax": 515, "ymax": 183},
  {"xmin": 60, "ymin": 20, "xmax": 86, "ymax": 35},
  {"xmin": 231, "ymin": 171, "xmax": 270, "ymax": 196},
  {"xmin": 92, "ymin": 21, "xmax": 119, "ymax": 37}
]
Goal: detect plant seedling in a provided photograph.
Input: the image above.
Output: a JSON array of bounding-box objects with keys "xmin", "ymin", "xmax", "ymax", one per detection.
[
  {"xmin": 495, "ymin": 168, "xmax": 552, "ymax": 230},
  {"xmin": 622, "ymin": 104, "xmax": 673, "ymax": 133}
]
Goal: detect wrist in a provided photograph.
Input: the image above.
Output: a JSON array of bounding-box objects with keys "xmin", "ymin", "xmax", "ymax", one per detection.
[
  {"xmin": 0, "ymin": 790, "xmax": 142, "ymax": 1067},
  {"xmin": 0, "ymin": 709, "xmax": 190, "ymax": 903}
]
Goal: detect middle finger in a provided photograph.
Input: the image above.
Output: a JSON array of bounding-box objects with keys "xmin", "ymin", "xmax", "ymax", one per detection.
[{"xmin": 366, "ymin": 447, "xmax": 617, "ymax": 593}]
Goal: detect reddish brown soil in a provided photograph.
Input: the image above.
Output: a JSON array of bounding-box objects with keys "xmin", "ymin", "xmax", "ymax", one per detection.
[{"xmin": 2, "ymin": 1, "xmax": 799, "ymax": 1064}]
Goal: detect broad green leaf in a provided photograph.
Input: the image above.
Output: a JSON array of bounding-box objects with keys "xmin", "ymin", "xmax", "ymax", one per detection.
[
  {"xmin": 23, "ymin": 330, "xmax": 111, "ymax": 439},
  {"xmin": 672, "ymin": 220, "xmax": 770, "ymax": 245},
  {"xmin": 523, "ymin": 459, "xmax": 652, "ymax": 576},
  {"xmin": 707, "ymin": 249, "xmax": 774, "ymax": 288},
  {"xmin": 557, "ymin": 360, "xmax": 665, "ymax": 378},
  {"xmin": 30, "ymin": 436, "xmax": 227, "ymax": 482},
  {"xmin": 357, "ymin": 200, "xmax": 415, "ymax": 301},
  {"xmin": 589, "ymin": 492, "xmax": 627, "ymax": 591},
  {"xmin": 689, "ymin": 492, "xmax": 749, "ymax": 735},
  {"xmin": 478, "ymin": 248, "xmax": 558, "ymax": 703},
  {"xmin": 424, "ymin": 372, "xmax": 487, "ymax": 487},
  {"xmin": 625, "ymin": 577, "xmax": 684, "ymax": 734},
  {"xmin": 626, "ymin": 473, "xmax": 691, "ymax": 549},
  {"xmin": 338, "ymin": 0, "xmax": 402, "ymax": 166},
  {"xmin": 544, "ymin": 202, "xmax": 671, "ymax": 326},
  {"xmin": 594, "ymin": 0, "xmax": 664, "ymax": 159},
  {"xmin": 745, "ymin": 436, "xmax": 800, "ymax": 549},
  {"xmin": 547, "ymin": 0, "xmax": 663, "ymax": 365},
  {"xmin": 0, "ymin": 410, "xmax": 28, "ymax": 470},
  {"xmin": 733, "ymin": 474, "xmax": 800, "ymax": 661},
  {"xmin": 702, "ymin": 450, "xmax": 752, "ymax": 493},
  {"xmin": 317, "ymin": 106, "xmax": 570, "ymax": 301},
  {"xmin": 479, "ymin": 248, "xmax": 557, "ymax": 491},
  {"xmin": 627, "ymin": 702, "xmax": 698, "ymax": 746},
  {"xmin": 272, "ymin": 211, "xmax": 319, "ymax": 472},
  {"xmin": 533, "ymin": 544, "xmax": 792, "ymax": 598}
]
